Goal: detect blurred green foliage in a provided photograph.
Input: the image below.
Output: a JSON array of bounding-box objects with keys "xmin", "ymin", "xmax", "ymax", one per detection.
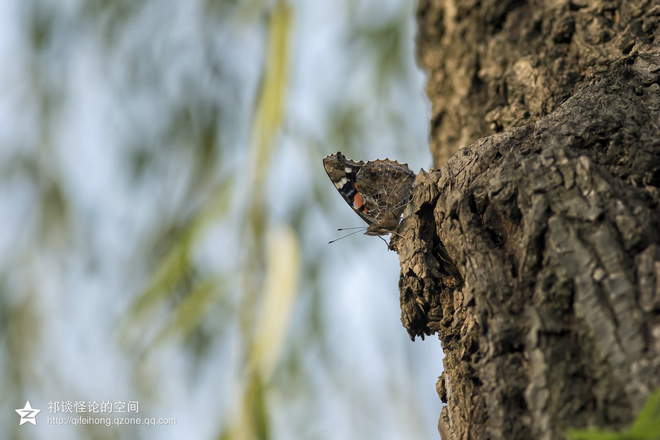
[
  {"xmin": 1, "ymin": 0, "xmax": 433, "ymax": 438},
  {"xmin": 568, "ymin": 389, "xmax": 660, "ymax": 440}
]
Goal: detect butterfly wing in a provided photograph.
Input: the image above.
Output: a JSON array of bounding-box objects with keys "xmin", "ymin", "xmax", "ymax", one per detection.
[
  {"xmin": 323, "ymin": 152, "xmax": 377, "ymax": 227},
  {"xmin": 324, "ymin": 152, "xmax": 416, "ymax": 236},
  {"xmin": 356, "ymin": 160, "xmax": 416, "ymax": 235}
]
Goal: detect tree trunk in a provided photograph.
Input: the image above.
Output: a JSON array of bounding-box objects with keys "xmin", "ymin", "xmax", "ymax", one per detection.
[{"xmin": 398, "ymin": 1, "xmax": 660, "ymax": 439}]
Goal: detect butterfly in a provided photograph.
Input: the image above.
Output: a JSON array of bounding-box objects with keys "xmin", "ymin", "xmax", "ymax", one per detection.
[{"xmin": 323, "ymin": 152, "xmax": 416, "ymax": 237}]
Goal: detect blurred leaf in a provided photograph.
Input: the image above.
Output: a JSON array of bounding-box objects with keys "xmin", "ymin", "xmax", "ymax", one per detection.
[
  {"xmin": 151, "ymin": 276, "xmax": 224, "ymax": 346},
  {"xmin": 566, "ymin": 430, "xmax": 625, "ymax": 440},
  {"xmin": 567, "ymin": 389, "xmax": 660, "ymax": 440},
  {"xmin": 252, "ymin": 0, "xmax": 291, "ymax": 179},
  {"xmin": 354, "ymin": 20, "xmax": 405, "ymax": 79},
  {"xmin": 129, "ymin": 225, "xmax": 194, "ymax": 318},
  {"xmin": 28, "ymin": 4, "xmax": 54, "ymax": 52},
  {"xmin": 39, "ymin": 179, "xmax": 70, "ymax": 247},
  {"xmin": 80, "ymin": 0, "xmax": 147, "ymax": 44},
  {"xmin": 225, "ymin": 3, "xmax": 293, "ymax": 440},
  {"xmin": 247, "ymin": 371, "xmax": 270, "ymax": 440},
  {"xmin": 629, "ymin": 388, "xmax": 660, "ymax": 438},
  {"xmin": 225, "ymin": 371, "xmax": 270, "ymax": 440},
  {"xmin": 241, "ymin": 0, "xmax": 292, "ymax": 334},
  {"xmin": 204, "ymin": 0, "xmax": 240, "ymax": 19},
  {"xmin": 250, "ymin": 225, "xmax": 300, "ymax": 381},
  {"xmin": 126, "ymin": 174, "xmax": 233, "ymax": 323}
]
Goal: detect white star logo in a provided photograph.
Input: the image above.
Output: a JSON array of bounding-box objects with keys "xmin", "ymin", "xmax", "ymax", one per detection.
[{"xmin": 15, "ymin": 401, "xmax": 41, "ymax": 426}]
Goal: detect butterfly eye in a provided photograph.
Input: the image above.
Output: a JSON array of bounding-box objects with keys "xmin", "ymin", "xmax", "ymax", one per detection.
[{"xmin": 392, "ymin": 171, "xmax": 400, "ymax": 179}]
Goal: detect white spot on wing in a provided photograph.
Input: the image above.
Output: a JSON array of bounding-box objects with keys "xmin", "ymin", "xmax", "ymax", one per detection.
[
  {"xmin": 344, "ymin": 167, "xmax": 353, "ymax": 174},
  {"xmin": 335, "ymin": 177, "xmax": 348, "ymax": 188}
]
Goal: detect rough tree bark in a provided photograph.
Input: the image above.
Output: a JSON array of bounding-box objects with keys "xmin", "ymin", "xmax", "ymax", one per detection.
[{"xmin": 394, "ymin": 1, "xmax": 660, "ymax": 439}]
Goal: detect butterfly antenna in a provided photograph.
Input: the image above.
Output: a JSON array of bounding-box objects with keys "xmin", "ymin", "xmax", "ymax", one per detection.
[{"xmin": 328, "ymin": 227, "xmax": 367, "ymax": 244}]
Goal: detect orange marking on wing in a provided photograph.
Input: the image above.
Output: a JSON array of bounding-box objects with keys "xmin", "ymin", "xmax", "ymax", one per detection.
[{"xmin": 353, "ymin": 184, "xmax": 367, "ymax": 212}]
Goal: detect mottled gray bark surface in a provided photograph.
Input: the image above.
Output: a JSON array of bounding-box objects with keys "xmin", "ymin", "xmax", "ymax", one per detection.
[
  {"xmin": 398, "ymin": 1, "xmax": 660, "ymax": 439},
  {"xmin": 417, "ymin": 0, "xmax": 660, "ymax": 166}
]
